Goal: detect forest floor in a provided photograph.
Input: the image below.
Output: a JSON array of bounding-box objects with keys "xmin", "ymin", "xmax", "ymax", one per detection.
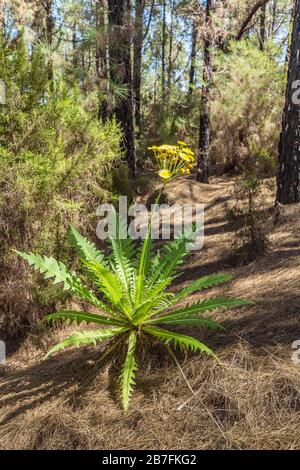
[{"xmin": 1, "ymin": 176, "xmax": 300, "ymax": 450}]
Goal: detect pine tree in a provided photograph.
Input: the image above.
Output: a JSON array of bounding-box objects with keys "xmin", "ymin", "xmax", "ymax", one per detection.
[
  {"xmin": 197, "ymin": 0, "xmax": 215, "ymax": 184},
  {"xmin": 277, "ymin": 0, "xmax": 300, "ymax": 204},
  {"xmin": 108, "ymin": 0, "xmax": 136, "ymax": 176},
  {"xmin": 133, "ymin": 0, "xmax": 144, "ymax": 133}
]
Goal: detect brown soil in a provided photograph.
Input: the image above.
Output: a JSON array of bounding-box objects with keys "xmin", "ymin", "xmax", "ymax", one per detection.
[{"xmin": 1, "ymin": 176, "xmax": 300, "ymax": 450}]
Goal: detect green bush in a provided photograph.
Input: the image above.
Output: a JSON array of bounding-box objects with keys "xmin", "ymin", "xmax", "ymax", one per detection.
[
  {"xmin": 0, "ymin": 35, "xmax": 122, "ymax": 338},
  {"xmin": 211, "ymin": 40, "xmax": 285, "ymax": 175}
]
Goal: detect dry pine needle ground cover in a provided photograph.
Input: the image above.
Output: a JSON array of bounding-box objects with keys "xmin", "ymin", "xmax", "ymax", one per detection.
[{"xmin": 0, "ymin": 176, "xmax": 300, "ymax": 450}]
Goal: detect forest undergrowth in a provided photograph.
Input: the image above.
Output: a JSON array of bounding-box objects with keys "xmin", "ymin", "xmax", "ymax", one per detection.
[{"xmin": 1, "ymin": 175, "xmax": 299, "ymax": 450}]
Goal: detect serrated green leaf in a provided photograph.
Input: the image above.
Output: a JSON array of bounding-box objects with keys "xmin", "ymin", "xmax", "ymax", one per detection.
[
  {"xmin": 174, "ymin": 274, "xmax": 232, "ymax": 302},
  {"xmin": 45, "ymin": 310, "xmax": 125, "ymax": 327},
  {"xmin": 15, "ymin": 250, "xmax": 107, "ymax": 310},
  {"xmin": 149, "ymin": 298, "xmax": 253, "ymax": 324},
  {"xmin": 151, "ymin": 315, "xmax": 225, "ymax": 330},
  {"xmin": 135, "ymin": 227, "xmax": 154, "ymax": 305},
  {"xmin": 147, "ymin": 236, "xmax": 189, "ymax": 291},
  {"xmin": 109, "ymin": 215, "xmax": 136, "ymax": 303},
  {"xmin": 83, "ymin": 260, "xmax": 131, "ymax": 319},
  {"xmin": 144, "ymin": 326, "xmax": 217, "ymax": 360},
  {"xmin": 46, "ymin": 327, "xmax": 128, "ymax": 358},
  {"xmin": 120, "ymin": 331, "xmax": 138, "ymax": 411},
  {"xmin": 70, "ymin": 225, "xmax": 106, "ymax": 265}
]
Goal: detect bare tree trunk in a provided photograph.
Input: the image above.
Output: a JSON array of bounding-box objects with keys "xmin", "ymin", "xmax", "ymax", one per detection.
[
  {"xmin": 154, "ymin": 54, "xmax": 158, "ymax": 103},
  {"xmin": 259, "ymin": 2, "xmax": 267, "ymax": 50},
  {"xmin": 197, "ymin": 0, "xmax": 215, "ymax": 184},
  {"xmin": 95, "ymin": 1, "xmax": 104, "ymax": 78},
  {"xmin": 277, "ymin": 0, "xmax": 300, "ymax": 204},
  {"xmin": 236, "ymin": 0, "xmax": 270, "ymax": 41},
  {"xmin": 96, "ymin": 0, "xmax": 110, "ymax": 120},
  {"xmin": 188, "ymin": 20, "xmax": 198, "ymax": 97},
  {"xmin": 44, "ymin": 0, "xmax": 54, "ymax": 84},
  {"xmin": 271, "ymin": 0, "xmax": 278, "ymax": 37},
  {"xmin": 133, "ymin": 0, "xmax": 144, "ymax": 133},
  {"xmin": 108, "ymin": 0, "xmax": 136, "ymax": 176},
  {"xmin": 72, "ymin": 21, "xmax": 79, "ymax": 69},
  {"xmin": 161, "ymin": 0, "xmax": 166, "ymax": 99},
  {"xmin": 167, "ymin": 0, "xmax": 174, "ymax": 91}
]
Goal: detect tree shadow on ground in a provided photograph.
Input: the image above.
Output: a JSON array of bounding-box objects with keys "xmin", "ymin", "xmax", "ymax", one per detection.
[
  {"xmin": 1, "ymin": 283, "xmax": 299, "ymax": 427},
  {"xmin": 0, "ymin": 346, "xmax": 114, "ymax": 425},
  {"xmin": 0, "ymin": 338, "xmax": 173, "ymax": 426}
]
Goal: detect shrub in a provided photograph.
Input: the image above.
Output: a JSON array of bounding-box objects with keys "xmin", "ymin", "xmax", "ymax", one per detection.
[
  {"xmin": 227, "ymin": 169, "xmax": 275, "ymax": 261},
  {"xmin": 211, "ymin": 40, "xmax": 285, "ymax": 175},
  {"xmin": 0, "ymin": 35, "xmax": 122, "ymax": 338}
]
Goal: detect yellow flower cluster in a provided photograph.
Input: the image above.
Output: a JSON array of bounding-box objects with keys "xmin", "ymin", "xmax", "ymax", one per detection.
[{"xmin": 148, "ymin": 142, "xmax": 196, "ymax": 181}]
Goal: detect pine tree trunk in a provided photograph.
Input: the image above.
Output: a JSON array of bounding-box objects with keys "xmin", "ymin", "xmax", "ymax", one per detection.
[
  {"xmin": 133, "ymin": 0, "xmax": 144, "ymax": 133},
  {"xmin": 188, "ymin": 20, "xmax": 198, "ymax": 97},
  {"xmin": 161, "ymin": 0, "xmax": 166, "ymax": 99},
  {"xmin": 259, "ymin": 3, "xmax": 267, "ymax": 50},
  {"xmin": 72, "ymin": 21, "xmax": 79, "ymax": 69},
  {"xmin": 277, "ymin": 0, "xmax": 300, "ymax": 204},
  {"xmin": 197, "ymin": 0, "xmax": 215, "ymax": 184},
  {"xmin": 44, "ymin": 0, "xmax": 54, "ymax": 84},
  {"xmin": 108, "ymin": 0, "xmax": 136, "ymax": 176},
  {"xmin": 271, "ymin": 0, "xmax": 278, "ymax": 37},
  {"xmin": 167, "ymin": 0, "xmax": 174, "ymax": 91},
  {"xmin": 95, "ymin": 1, "xmax": 105, "ymax": 78},
  {"xmin": 96, "ymin": 0, "xmax": 109, "ymax": 120}
]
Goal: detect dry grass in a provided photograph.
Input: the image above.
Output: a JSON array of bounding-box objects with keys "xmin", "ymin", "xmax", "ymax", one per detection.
[{"xmin": 1, "ymin": 176, "xmax": 300, "ymax": 450}]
